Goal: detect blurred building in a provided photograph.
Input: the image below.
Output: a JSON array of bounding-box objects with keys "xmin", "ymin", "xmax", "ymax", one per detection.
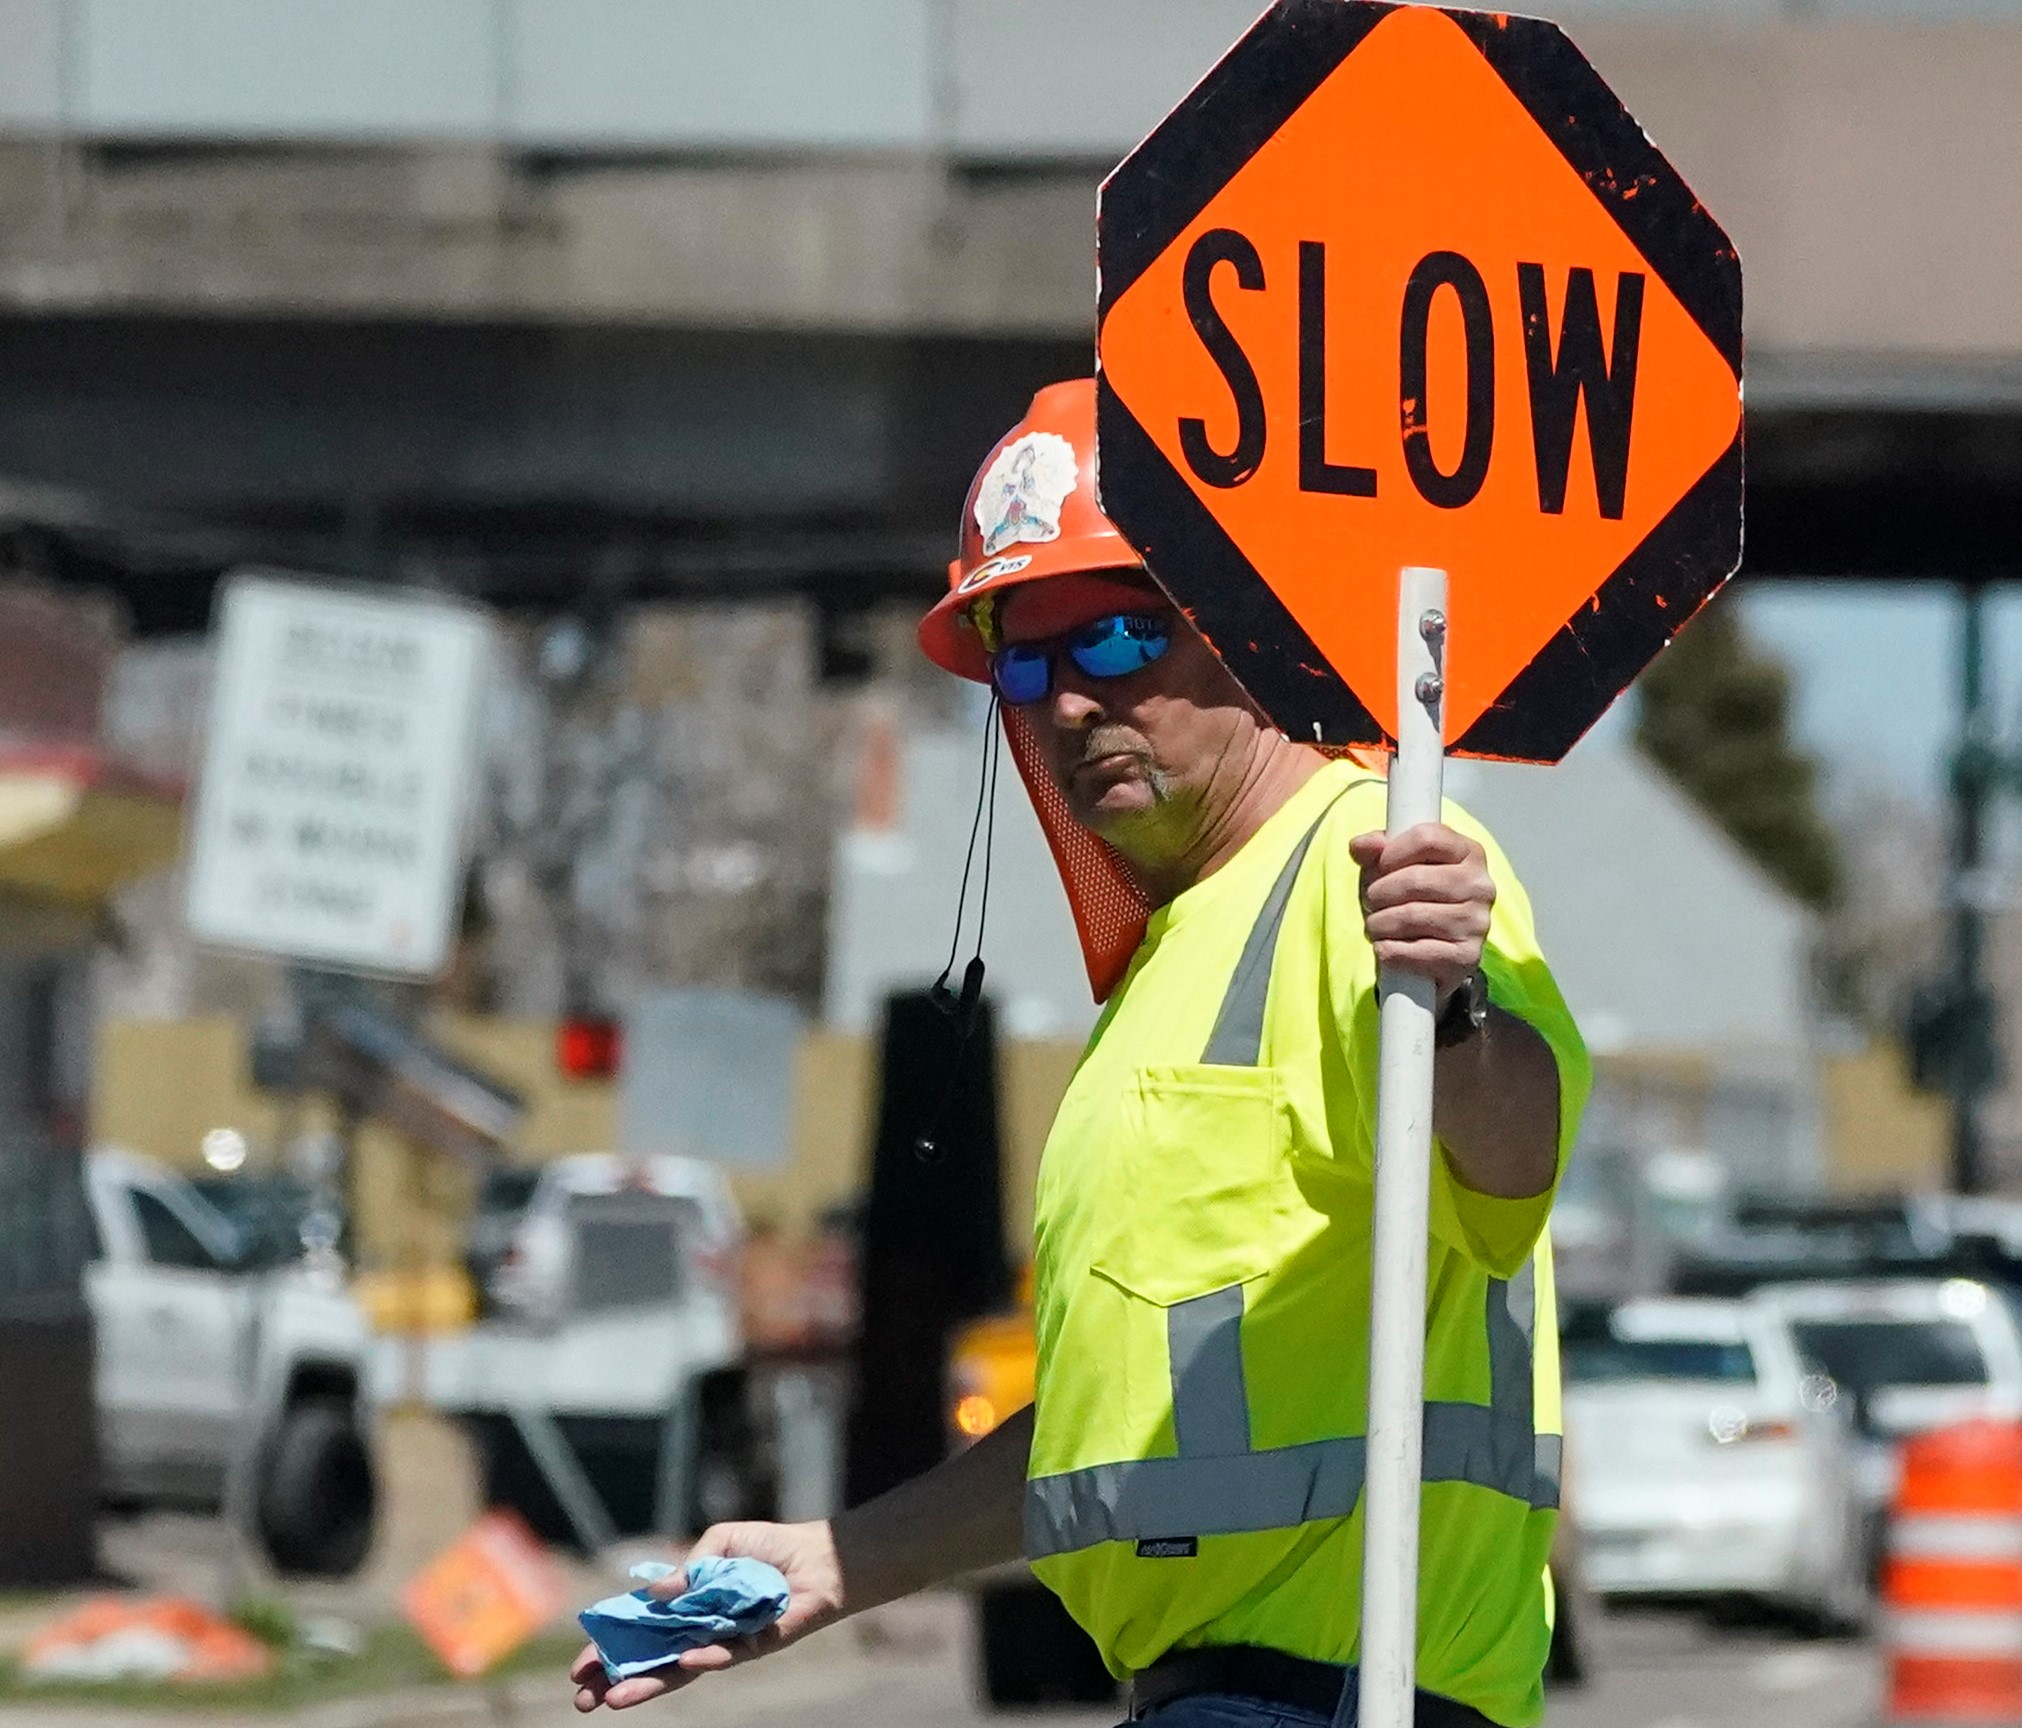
[
  {"xmin": 0, "ymin": 0, "xmax": 2013, "ymax": 622},
  {"xmin": 4, "ymin": 0, "xmax": 2018, "ymax": 1015}
]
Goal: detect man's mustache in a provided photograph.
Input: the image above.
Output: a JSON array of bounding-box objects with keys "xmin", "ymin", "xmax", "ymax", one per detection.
[{"xmin": 1073, "ymin": 729, "xmax": 1149, "ymax": 769}]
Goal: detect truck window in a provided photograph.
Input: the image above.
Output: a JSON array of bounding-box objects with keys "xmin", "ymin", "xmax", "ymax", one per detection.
[
  {"xmin": 566, "ymin": 1194, "xmax": 702, "ymax": 1312},
  {"xmin": 131, "ymin": 1190, "xmax": 224, "ymax": 1272}
]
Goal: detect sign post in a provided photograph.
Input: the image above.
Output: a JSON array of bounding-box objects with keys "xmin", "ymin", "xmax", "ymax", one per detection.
[
  {"xmin": 1361, "ymin": 568, "xmax": 1447, "ymax": 1728},
  {"xmin": 1093, "ymin": 5, "xmax": 1744, "ymax": 1721}
]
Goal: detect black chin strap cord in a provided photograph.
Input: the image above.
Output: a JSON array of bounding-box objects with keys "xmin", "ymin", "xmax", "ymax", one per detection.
[{"xmin": 914, "ymin": 698, "xmax": 1002, "ymax": 1164}]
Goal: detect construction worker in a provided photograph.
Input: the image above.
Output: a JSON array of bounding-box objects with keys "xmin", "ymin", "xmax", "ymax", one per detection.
[{"xmin": 571, "ymin": 379, "xmax": 1589, "ymax": 1726}]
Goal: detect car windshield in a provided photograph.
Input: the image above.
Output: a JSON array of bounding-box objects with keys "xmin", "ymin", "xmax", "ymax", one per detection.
[
  {"xmin": 188, "ymin": 1174, "xmax": 310, "ymax": 1270},
  {"xmin": 1788, "ymin": 1317, "xmax": 1988, "ymax": 1394},
  {"xmin": 1564, "ymin": 1337, "xmax": 1757, "ymax": 1385}
]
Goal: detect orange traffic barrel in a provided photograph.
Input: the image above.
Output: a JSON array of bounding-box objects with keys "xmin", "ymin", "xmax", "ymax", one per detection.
[{"xmin": 1885, "ymin": 1420, "xmax": 2022, "ymax": 1724}]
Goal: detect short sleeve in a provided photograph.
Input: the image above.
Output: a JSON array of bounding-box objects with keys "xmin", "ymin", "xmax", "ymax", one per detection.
[
  {"xmin": 1442, "ymin": 803, "xmax": 1590, "ymax": 1275},
  {"xmin": 1322, "ymin": 792, "xmax": 1591, "ymax": 1280}
]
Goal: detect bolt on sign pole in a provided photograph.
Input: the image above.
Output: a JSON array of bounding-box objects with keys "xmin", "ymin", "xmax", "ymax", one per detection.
[
  {"xmin": 1092, "ymin": 0, "xmax": 1744, "ymax": 1714},
  {"xmin": 1359, "ymin": 567, "xmax": 1448, "ymax": 1728}
]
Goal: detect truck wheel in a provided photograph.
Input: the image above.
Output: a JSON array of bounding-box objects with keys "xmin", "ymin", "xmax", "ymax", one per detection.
[
  {"xmin": 257, "ymin": 1400, "xmax": 377, "ymax": 1578},
  {"xmin": 974, "ymin": 1580, "xmax": 1116, "ymax": 1708}
]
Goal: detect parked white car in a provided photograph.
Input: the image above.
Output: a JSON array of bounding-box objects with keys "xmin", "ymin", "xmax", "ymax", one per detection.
[
  {"xmin": 84, "ymin": 1149, "xmax": 378, "ymax": 1576},
  {"xmin": 1563, "ymin": 1294, "xmax": 1869, "ymax": 1629},
  {"xmin": 1754, "ymin": 1278, "xmax": 2022, "ymax": 1528}
]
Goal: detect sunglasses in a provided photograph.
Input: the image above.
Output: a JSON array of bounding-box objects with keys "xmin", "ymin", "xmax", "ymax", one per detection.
[{"xmin": 988, "ymin": 612, "xmax": 1174, "ymax": 707}]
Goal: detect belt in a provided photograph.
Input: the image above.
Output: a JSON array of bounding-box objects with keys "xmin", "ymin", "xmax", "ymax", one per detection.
[{"xmin": 1129, "ymin": 1645, "xmax": 1495, "ymax": 1726}]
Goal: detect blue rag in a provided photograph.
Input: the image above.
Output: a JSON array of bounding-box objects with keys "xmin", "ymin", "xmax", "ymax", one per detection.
[{"xmin": 578, "ymin": 1558, "xmax": 792, "ymax": 1682}]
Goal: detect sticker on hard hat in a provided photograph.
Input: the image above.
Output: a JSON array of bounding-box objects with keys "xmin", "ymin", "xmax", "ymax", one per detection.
[
  {"xmin": 976, "ymin": 433, "xmax": 1080, "ymax": 556},
  {"xmin": 957, "ymin": 554, "xmax": 1034, "ymax": 594}
]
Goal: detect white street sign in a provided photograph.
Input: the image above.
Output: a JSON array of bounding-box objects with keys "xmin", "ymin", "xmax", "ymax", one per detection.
[{"xmin": 185, "ymin": 573, "xmax": 491, "ymax": 977}]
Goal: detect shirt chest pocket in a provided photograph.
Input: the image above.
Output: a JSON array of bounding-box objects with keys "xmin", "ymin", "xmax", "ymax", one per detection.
[{"xmin": 1090, "ymin": 1064, "xmax": 1304, "ymax": 1307}]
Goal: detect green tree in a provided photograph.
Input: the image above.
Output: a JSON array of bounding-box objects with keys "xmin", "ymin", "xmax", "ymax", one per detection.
[{"xmin": 1635, "ymin": 597, "xmax": 1841, "ymax": 909}]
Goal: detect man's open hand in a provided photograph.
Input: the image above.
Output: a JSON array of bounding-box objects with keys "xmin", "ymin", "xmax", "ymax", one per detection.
[
  {"xmin": 1350, "ymin": 823, "xmax": 1495, "ymax": 1003},
  {"xmin": 570, "ymin": 1520, "xmax": 846, "ymax": 1712}
]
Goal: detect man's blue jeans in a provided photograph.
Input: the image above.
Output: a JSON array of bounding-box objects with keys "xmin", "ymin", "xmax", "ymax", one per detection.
[{"xmin": 1128, "ymin": 1694, "xmax": 1335, "ymax": 1728}]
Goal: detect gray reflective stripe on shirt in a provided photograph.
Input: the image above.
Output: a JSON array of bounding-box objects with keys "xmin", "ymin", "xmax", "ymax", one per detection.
[
  {"xmin": 1168, "ymin": 1286, "xmax": 1251, "ymax": 1457},
  {"xmin": 1028, "ymin": 1434, "xmax": 1368, "ymax": 1555},
  {"xmin": 1533, "ymin": 1433, "xmax": 1564, "ymax": 1504},
  {"xmin": 1199, "ymin": 782, "xmax": 1372, "ymax": 1068},
  {"xmin": 1026, "ymin": 1272, "xmax": 1560, "ymax": 1558},
  {"xmin": 1027, "ymin": 1398, "xmax": 1558, "ymax": 1559}
]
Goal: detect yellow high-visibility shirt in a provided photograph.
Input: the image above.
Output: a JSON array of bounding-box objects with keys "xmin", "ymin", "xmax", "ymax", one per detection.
[{"xmin": 1026, "ymin": 758, "xmax": 1590, "ymax": 1727}]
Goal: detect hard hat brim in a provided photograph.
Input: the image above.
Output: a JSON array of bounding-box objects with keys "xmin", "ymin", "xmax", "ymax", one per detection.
[{"xmin": 918, "ymin": 551, "xmax": 1151, "ymax": 682}]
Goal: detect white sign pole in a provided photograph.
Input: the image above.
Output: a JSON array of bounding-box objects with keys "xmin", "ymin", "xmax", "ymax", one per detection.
[{"xmin": 1355, "ymin": 565, "xmax": 1448, "ymax": 1728}]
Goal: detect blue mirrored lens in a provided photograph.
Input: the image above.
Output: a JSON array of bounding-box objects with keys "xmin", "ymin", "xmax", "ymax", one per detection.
[
  {"xmin": 991, "ymin": 644, "xmax": 1052, "ymax": 705},
  {"xmin": 990, "ymin": 614, "xmax": 1171, "ymax": 706},
  {"xmin": 1068, "ymin": 614, "xmax": 1172, "ymax": 680}
]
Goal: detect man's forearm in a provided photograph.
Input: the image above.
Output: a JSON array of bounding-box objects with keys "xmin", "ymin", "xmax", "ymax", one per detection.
[
  {"xmin": 829, "ymin": 1404, "xmax": 1033, "ymax": 1616},
  {"xmin": 1433, "ymin": 1006, "xmax": 1561, "ymax": 1199}
]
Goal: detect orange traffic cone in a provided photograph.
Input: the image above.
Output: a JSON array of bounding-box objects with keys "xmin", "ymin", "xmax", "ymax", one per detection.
[{"xmin": 1884, "ymin": 1420, "xmax": 2022, "ymax": 1724}]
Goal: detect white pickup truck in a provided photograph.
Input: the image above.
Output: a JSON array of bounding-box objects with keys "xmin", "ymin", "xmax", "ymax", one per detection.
[{"xmin": 83, "ymin": 1149, "xmax": 379, "ymax": 1577}]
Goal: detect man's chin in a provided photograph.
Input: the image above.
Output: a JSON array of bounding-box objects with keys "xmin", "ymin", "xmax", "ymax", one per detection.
[{"xmin": 1067, "ymin": 776, "xmax": 1158, "ymax": 832}]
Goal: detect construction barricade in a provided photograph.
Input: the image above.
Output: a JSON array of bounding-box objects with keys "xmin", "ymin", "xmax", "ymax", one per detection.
[{"xmin": 1884, "ymin": 1419, "xmax": 2022, "ymax": 1724}]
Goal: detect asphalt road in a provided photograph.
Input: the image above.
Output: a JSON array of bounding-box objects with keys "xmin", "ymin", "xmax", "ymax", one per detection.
[
  {"xmin": 1548, "ymin": 1606, "xmax": 1877, "ymax": 1728},
  {"xmin": 0, "ymin": 1592, "xmax": 1878, "ymax": 1728},
  {"xmin": 33, "ymin": 1471, "xmax": 1879, "ymax": 1728},
  {"xmin": 497, "ymin": 1597, "xmax": 1878, "ymax": 1728}
]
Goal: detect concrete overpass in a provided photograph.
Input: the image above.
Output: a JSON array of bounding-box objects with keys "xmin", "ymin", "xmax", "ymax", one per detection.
[{"xmin": 0, "ymin": 1, "xmax": 2014, "ymax": 623}]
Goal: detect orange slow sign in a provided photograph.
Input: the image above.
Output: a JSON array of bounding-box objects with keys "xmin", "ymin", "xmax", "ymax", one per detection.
[{"xmin": 1096, "ymin": 0, "xmax": 1743, "ymax": 763}]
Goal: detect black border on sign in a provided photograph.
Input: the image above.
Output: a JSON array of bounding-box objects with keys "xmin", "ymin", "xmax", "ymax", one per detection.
[
  {"xmin": 1096, "ymin": 0, "xmax": 1744, "ymax": 763},
  {"xmin": 1453, "ymin": 434, "xmax": 1743, "ymax": 760}
]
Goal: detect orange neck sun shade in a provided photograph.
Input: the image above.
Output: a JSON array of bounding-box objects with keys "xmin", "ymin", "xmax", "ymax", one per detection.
[{"xmin": 998, "ymin": 703, "xmax": 1154, "ymax": 1005}]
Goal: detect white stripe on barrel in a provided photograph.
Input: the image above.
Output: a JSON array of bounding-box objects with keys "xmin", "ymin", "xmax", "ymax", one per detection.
[
  {"xmin": 1887, "ymin": 1611, "xmax": 2022, "ymax": 1656},
  {"xmin": 1890, "ymin": 1516, "xmax": 2022, "ymax": 1560}
]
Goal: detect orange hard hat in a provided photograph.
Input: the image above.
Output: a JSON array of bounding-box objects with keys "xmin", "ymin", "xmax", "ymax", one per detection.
[
  {"xmin": 918, "ymin": 377, "xmax": 1156, "ymax": 1003},
  {"xmin": 917, "ymin": 378, "xmax": 1147, "ymax": 682}
]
